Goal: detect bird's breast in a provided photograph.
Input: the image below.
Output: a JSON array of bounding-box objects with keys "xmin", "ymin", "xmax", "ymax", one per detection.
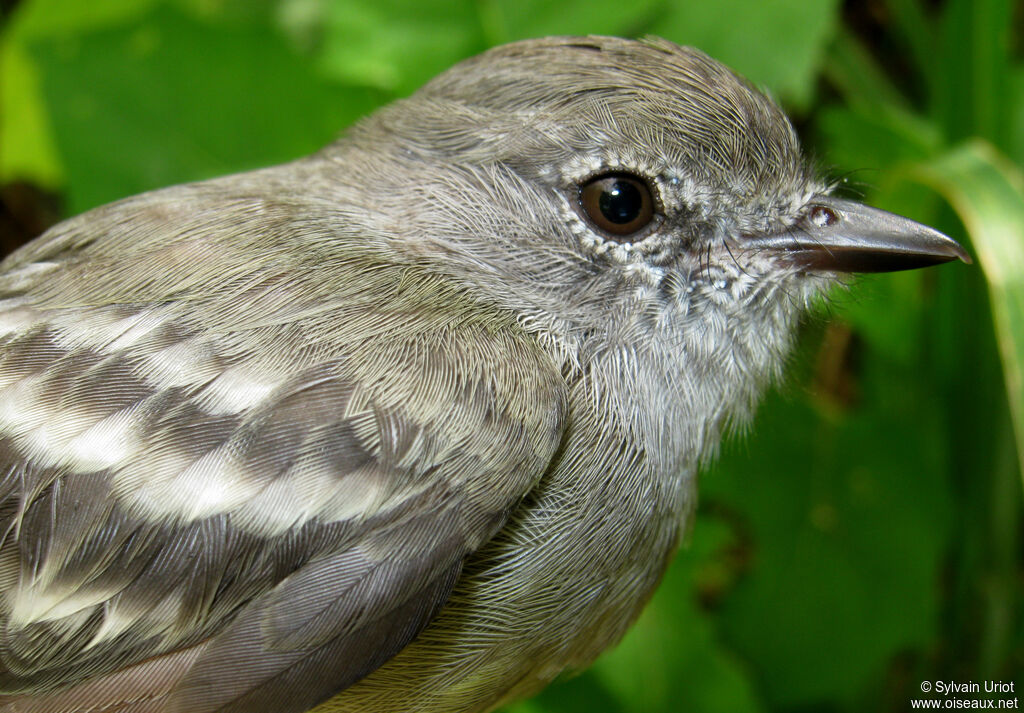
[{"xmin": 315, "ymin": 360, "xmax": 694, "ymax": 713}]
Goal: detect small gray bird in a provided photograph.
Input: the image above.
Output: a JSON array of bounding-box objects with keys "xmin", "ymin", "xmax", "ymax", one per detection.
[{"xmin": 0, "ymin": 36, "xmax": 966, "ymax": 713}]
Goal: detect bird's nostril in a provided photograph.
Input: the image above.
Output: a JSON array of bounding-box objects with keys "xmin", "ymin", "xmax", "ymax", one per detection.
[{"xmin": 808, "ymin": 204, "xmax": 839, "ymax": 228}]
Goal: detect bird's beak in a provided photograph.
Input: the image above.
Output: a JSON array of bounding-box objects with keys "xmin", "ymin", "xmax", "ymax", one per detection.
[{"xmin": 742, "ymin": 195, "xmax": 971, "ymax": 273}]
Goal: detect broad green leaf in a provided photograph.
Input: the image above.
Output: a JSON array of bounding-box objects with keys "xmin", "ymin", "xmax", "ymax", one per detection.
[
  {"xmin": 0, "ymin": 39, "xmax": 63, "ymax": 186},
  {"xmin": 705, "ymin": 381, "xmax": 952, "ymax": 709},
  {"xmin": 6, "ymin": 0, "xmax": 276, "ymax": 38},
  {"xmin": 29, "ymin": 3, "xmax": 379, "ymax": 213},
  {"xmin": 651, "ymin": 0, "xmax": 840, "ymax": 108},
  {"xmin": 6, "ymin": 0, "xmax": 158, "ymax": 39},
  {"xmin": 487, "ymin": 0, "xmax": 661, "ymax": 44},
  {"xmin": 173, "ymin": 0, "xmax": 281, "ymax": 25},
  {"xmin": 908, "ymin": 139, "xmax": 1024, "ymax": 485},
  {"xmin": 278, "ymin": 0, "xmax": 484, "ymax": 95},
  {"xmin": 818, "ymin": 31, "xmax": 944, "ymax": 166},
  {"xmin": 814, "ymin": 106, "xmax": 940, "ymax": 172}
]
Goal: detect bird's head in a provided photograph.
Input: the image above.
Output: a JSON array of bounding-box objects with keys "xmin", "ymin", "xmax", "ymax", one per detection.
[
  {"xmin": 326, "ymin": 36, "xmax": 964, "ymax": 336},
  {"xmin": 315, "ymin": 36, "xmax": 966, "ymax": 433}
]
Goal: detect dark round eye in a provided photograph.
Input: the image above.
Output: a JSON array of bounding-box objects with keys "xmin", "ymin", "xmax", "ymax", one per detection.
[{"xmin": 578, "ymin": 173, "xmax": 656, "ymax": 240}]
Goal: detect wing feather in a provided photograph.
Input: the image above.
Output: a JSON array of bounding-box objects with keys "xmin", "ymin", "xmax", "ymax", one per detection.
[
  {"xmin": 0, "ymin": 186, "xmax": 567, "ymax": 711},
  {"xmin": 0, "ymin": 300, "xmax": 565, "ymax": 712}
]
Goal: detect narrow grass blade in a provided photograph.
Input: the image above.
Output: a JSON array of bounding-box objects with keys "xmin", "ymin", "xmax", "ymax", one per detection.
[{"xmin": 910, "ymin": 139, "xmax": 1024, "ymax": 487}]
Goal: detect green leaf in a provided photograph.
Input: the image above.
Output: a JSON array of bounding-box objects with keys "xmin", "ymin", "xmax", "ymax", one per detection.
[
  {"xmin": 6, "ymin": 0, "xmax": 159, "ymax": 39},
  {"xmin": 278, "ymin": 0, "xmax": 484, "ymax": 95},
  {"xmin": 28, "ymin": 3, "xmax": 379, "ymax": 213},
  {"xmin": 907, "ymin": 139, "xmax": 1024, "ymax": 487},
  {"xmin": 814, "ymin": 106, "xmax": 941, "ymax": 173},
  {"xmin": 821, "ymin": 29, "xmax": 912, "ymax": 116},
  {"xmin": 934, "ymin": 0, "xmax": 1015, "ymax": 147},
  {"xmin": 885, "ymin": 0, "xmax": 937, "ymax": 88},
  {"xmin": 0, "ymin": 39, "xmax": 63, "ymax": 186},
  {"xmin": 1012, "ymin": 65, "xmax": 1024, "ymax": 166},
  {"xmin": 486, "ymin": 0, "xmax": 661, "ymax": 44},
  {"xmin": 651, "ymin": 0, "xmax": 841, "ymax": 108},
  {"xmin": 705, "ymin": 381, "xmax": 953, "ymax": 709}
]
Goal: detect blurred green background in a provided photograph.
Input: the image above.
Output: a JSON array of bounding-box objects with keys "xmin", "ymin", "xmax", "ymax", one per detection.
[{"xmin": 1, "ymin": 0, "xmax": 1022, "ymax": 711}]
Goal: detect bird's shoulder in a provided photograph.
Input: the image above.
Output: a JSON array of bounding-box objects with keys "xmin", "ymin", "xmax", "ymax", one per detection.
[{"xmin": 0, "ymin": 193, "xmax": 568, "ymax": 712}]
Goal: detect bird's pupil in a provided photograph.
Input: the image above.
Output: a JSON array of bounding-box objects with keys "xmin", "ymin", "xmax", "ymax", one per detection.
[
  {"xmin": 577, "ymin": 171, "xmax": 655, "ymax": 239},
  {"xmin": 599, "ymin": 180, "xmax": 642, "ymax": 224}
]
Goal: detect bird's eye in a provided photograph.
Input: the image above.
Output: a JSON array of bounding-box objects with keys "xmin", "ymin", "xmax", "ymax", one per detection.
[{"xmin": 578, "ymin": 173, "xmax": 656, "ymax": 241}]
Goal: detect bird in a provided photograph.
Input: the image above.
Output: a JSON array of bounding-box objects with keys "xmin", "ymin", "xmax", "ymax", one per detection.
[{"xmin": 0, "ymin": 35, "xmax": 967, "ymax": 713}]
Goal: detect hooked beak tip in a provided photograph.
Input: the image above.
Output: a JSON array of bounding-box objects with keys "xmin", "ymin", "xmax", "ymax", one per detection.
[{"xmin": 951, "ymin": 242, "xmax": 973, "ymax": 265}]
